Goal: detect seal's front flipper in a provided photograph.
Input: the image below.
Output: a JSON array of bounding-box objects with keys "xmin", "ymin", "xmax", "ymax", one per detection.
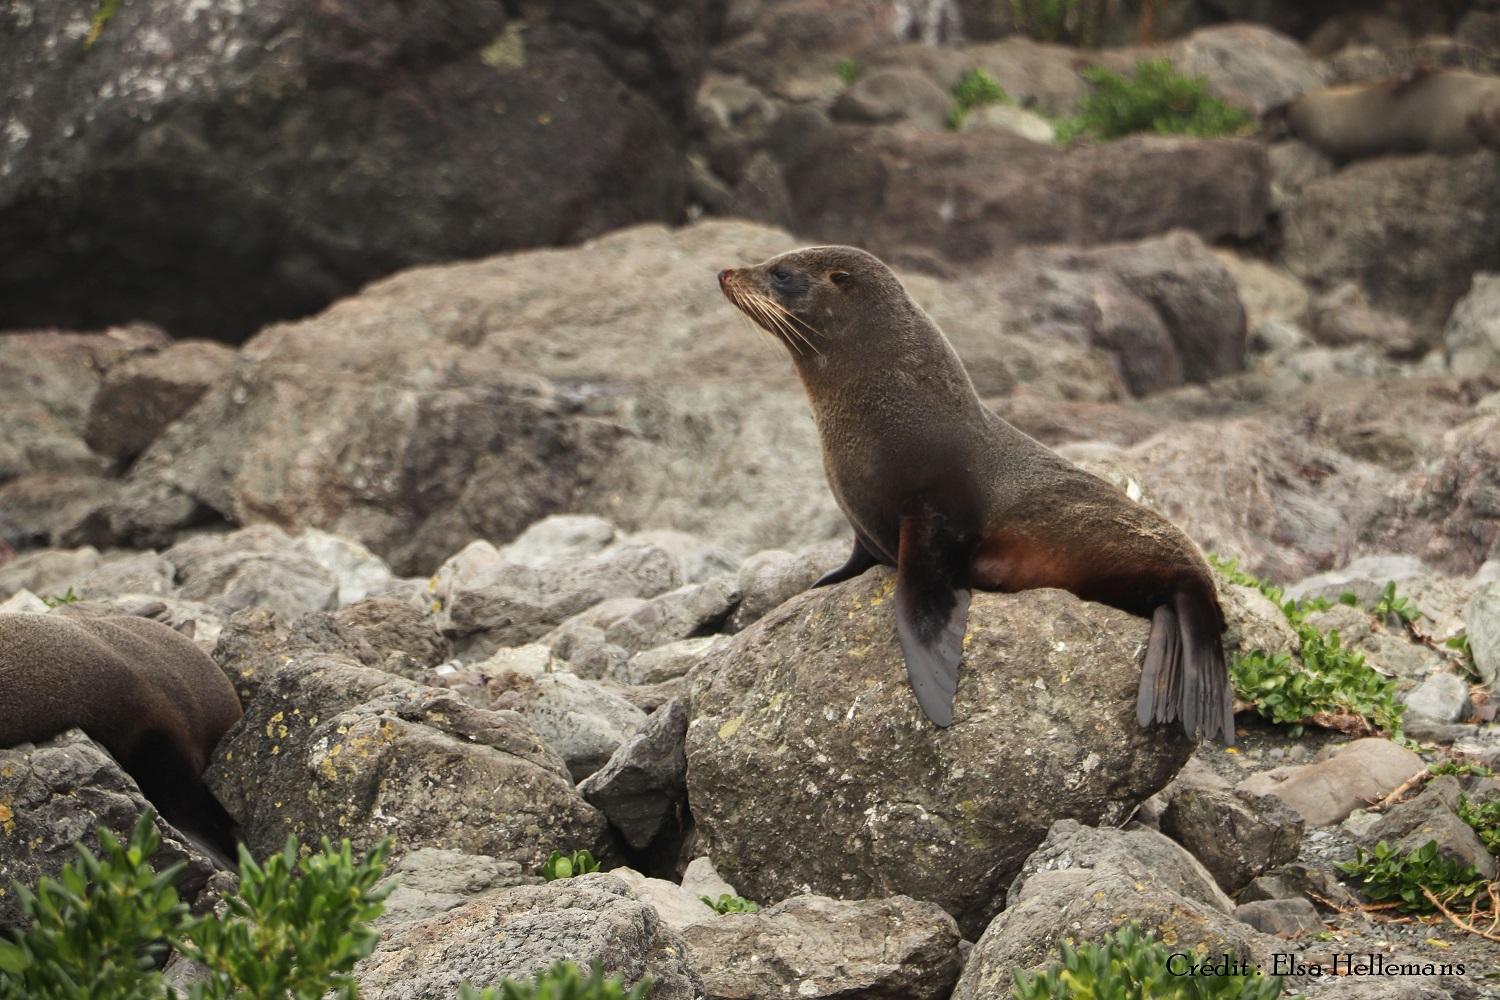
[
  {"xmin": 895, "ymin": 512, "xmax": 972, "ymax": 728},
  {"xmin": 813, "ymin": 533, "xmax": 880, "ymax": 588}
]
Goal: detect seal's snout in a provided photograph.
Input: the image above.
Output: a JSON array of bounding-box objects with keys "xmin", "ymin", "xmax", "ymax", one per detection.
[
  {"xmin": 718, "ymin": 268, "xmax": 738, "ymax": 302},
  {"xmin": 718, "ymin": 268, "xmax": 732, "ymax": 289}
]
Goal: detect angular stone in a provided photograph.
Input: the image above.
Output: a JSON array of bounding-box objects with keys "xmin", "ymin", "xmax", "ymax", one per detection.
[
  {"xmin": 1235, "ymin": 897, "xmax": 1324, "ymax": 937},
  {"xmin": 579, "ymin": 700, "xmax": 689, "ymax": 851},
  {"xmin": 1239, "ymin": 738, "xmax": 1425, "ymax": 827}
]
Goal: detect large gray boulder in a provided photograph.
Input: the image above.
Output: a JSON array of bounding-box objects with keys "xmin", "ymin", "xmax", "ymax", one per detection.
[
  {"xmin": 686, "ymin": 571, "xmax": 1193, "ymax": 937},
  {"xmin": 354, "ymin": 875, "xmax": 702, "ymax": 1000},
  {"xmin": 1444, "ymin": 272, "xmax": 1500, "ymax": 376},
  {"xmin": 681, "ymin": 894, "xmax": 962, "ymax": 1000},
  {"xmin": 0, "ymin": 0, "xmax": 706, "ymax": 340},
  {"xmin": 1281, "ymin": 151, "xmax": 1500, "ymax": 339},
  {"xmin": 206, "ymin": 654, "xmax": 609, "ymax": 867},
  {"xmin": 951, "ymin": 820, "xmax": 1282, "ymax": 1000}
]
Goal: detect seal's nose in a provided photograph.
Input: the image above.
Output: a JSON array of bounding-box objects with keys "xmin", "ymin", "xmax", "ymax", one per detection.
[{"xmin": 718, "ymin": 268, "xmax": 732, "ymax": 289}]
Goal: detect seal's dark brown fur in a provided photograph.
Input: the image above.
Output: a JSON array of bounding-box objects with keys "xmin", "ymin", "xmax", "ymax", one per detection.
[
  {"xmin": 719, "ymin": 247, "xmax": 1234, "ymax": 742},
  {"xmin": 0, "ymin": 613, "xmax": 243, "ymax": 856}
]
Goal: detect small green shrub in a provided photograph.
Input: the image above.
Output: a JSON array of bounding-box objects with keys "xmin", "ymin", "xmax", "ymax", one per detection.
[
  {"xmin": 1010, "ymin": 923, "xmax": 1284, "ymax": 999},
  {"xmin": 0, "ymin": 811, "xmax": 392, "ymax": 1000},
  {"xmin": 947, "ymin": 69, "xmax": 1010, "ymax": 129},
  {"xmin": 1458, "ymin": 795, "xmax": 1500, "ymax": 854},
  {"xmin": 1211, "ymin": 557, "xmax": 1403, "ymax": 738},
  {"xmin": 1445, "ymin": 632, "xmax": 1480, "ymax": 679},
  {"xmin": 700, "ymin": 894, "xmax": 760, "ymax": 914},
  {"xmin": 1056, "ymin": 59, "xmax": 1251, "ymax": 143},
  {"xmin": 458, "ymin": 961, "xmax": 652, "ymax": 1000},
  {"xmin": 835, "ymin": 58, "xmax": 863, "ymax": 86},
  {"xmin": 42, "ymin": 587, "xmax": 81, "ymax": 607},
  {"xmin": 85, "ymin": 0, "xmax": 121, "ymax": 49},
  {"xmin": 541, "ymin": 850, "xmax": 599, "ymax": 882},
  {"xmin": 1336, "ymin": 840, "xmax": 1488, "ymax": 915},
  {"xmin": 1371, "ymin": 581, "xmax": 1422, "ymax": 626}
]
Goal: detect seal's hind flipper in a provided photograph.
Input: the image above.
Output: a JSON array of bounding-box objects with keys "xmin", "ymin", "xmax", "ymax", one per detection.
[
  {"xmin": 813, "ymin": 533, "xmax": 882, "ymax": 588},
  {"xmin": 1137, "ymin": 585, "xmax": 1235, "ymax": 745},
  {"xmin": 894, "ymin": 511, "xmax": 972, "ymax": 728}
]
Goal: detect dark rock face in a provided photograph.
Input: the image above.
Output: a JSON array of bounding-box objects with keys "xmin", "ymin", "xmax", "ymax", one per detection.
[
  {"xmin": 0, "ymin": 0, "xmax": 705, "ymax": 341},
  {"xmin": 783, "ymin": 126, "xmax": 1269, "ymax": 267},
  {"xmin": 686, "ymin": 571, "xmax": 1193, "ymax": 938}
]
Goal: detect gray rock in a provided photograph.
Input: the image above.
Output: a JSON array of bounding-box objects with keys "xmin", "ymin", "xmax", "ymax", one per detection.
[
  {"xmin": 579, "ymin": 700, "xmax": 689, "ymax": 851},
  {"xmin": 618, "ymin": 636, "xmax": 727, "ymax": 686},
  {"xmin": 951, "ymin": 821, "xmax": 1280, "ymax": 999},
  {"xmin": 625, "ymin": 530, "xmax": 741, "ymax": 586},
  {"xmin": 686, "ymin": 572, "xmax": 1192, "ymax": 937},
  {"xmin": 206, "ymin": 654, "xmax": 608, "ymax": 867},
  {"xmin": 1468, "ymin": 581, "xmax": 1500, "ymax": 687},
  {"xmin": 84, "ymin": 340, "xmax": 235, "ymax": 463},
  {"xmin": 1445, "ymin": 272, "xmax": 1500, "ymax": 377},
  {"xmin": 168, "ymin": 526, "xmax": 339, "ymax": 620},
  {"xmin": 485, "ymin": 664, "xmax": 649, "ymax": 782},
  {"xmin": 1311, "ymin": 282, "xmax": 1422, "ymax": 357},
  {"xmin": 0, "ymin": 546, "xmax": 104, "ymax": 601},
  {"xmin": 603, "ymin": 577, "xmax": 739, "ymax": 654},
  {"xmin": 726, "ymin": 545, "xmax": 832, "ymax": 633},
  {"xmin": 498, "ymin": 515, "xmax": 619, "ymax": 568},
  {"xmin": 681, "ymin": 894, "xmax": 962, "ymax": 1000},
  {"xmin": 1235, "ymin": 898, "xmax": 1324, "ymax": 937},
  {"xmin": 378, "ymin": 849, "xmax": 536, "ymax": 926},
  {"xmin": 681, "ymin": 857, "xmax": 738, "ymax": 903},
  {"xmin": 1170, "ymin": 24, "xmax": 1323, "ymax": 115},
  {"xmin": 354, "ymin": 875, "xmax": 702, "ymax": 1000},
  {"xmin": 1402, "ymin": 672, "xmax": 1472, "ymax": 724},
  {"xmin": 1159, "ymin": 769, "xmax": 1304, "ymax": 895},
  {"xmin": 1282, "ymin": 150, "xmax": 1500, "ymax": 339},
  {"xmin": 605, "ymin": 868, "xmax": 715, "ymax": 931},
  {"xmin": 76, "ymin": 552, "xmax": 176, "ymax": 599},
  {"xmin": 1238, "ymin": 738, "xmax": 1425, "ymax": 827},
  {"xmin": 0, "ymin": 590, "xmax": 48, "ymax": 614},
  {"xmin": 959, "ymin": 103, "xmax": 1056, "ymax": 143},
  {"xmin": 0, "ymin": 0, "xmax": 704, "ymax": 341},
  {"xmin": 0, "ymin": 730, "xmax": 225, "ymax": 930},
  {"xmin": 293, "ymin": 529, "xmax": 394, "ymax": 607},
  {"xmin": 1364, "ymin": 777, "xmax": 1496, "ymax": 879},
  {"xmin": 832, "ymin": 68, "xmax": 953, "ymax": 130}
]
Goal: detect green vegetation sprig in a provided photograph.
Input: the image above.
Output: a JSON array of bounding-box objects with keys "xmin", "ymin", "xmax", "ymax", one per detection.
[
  {"xmin": 835, "ymin": 59, "xmax": 863, "ymax": 86},
  {"xmin": 1458, "ymin": 795, "xmax": 1500, "ymax": 854},
  {"xmin": 0, "ymin": 811, "xmax": 391, "ymax": 1000},
  {"xmin": 1335, "ymin": 840, "xmax": 1488, "ymax": 915},
  {"xmin": 42, "ymin": 587, "xmax": 81, "ymax": 607},
  {"xmin": 541, "ymin": 850, "xmax": 599, "ymax": 882},
  {"xmin": 458, "ymin": 961, "xmax": 651, "ymax": 1000},
  {"xmin": 1054, "ymin": 59, "xmax": 1251, "ymax": 144},
  {"xmin": 700, "ymin": 894, "xmax": 760, "ymax": 914},
  {"xmin": 947, "ymin": 69, "xmax": 1010, "ymax": 129},
  {"xmin": 1211, "ymin": 557, "xmax": 1403, "ymax": 738},
  {"xmin": 1010, "ymin": 923, "xmax": 1285, "ymax": 999}
]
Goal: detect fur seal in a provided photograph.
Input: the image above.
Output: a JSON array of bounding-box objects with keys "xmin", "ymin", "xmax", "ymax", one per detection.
[
  {"xmin": 0, "ymin": 613, "xmax": 243, "ymax": 859},
  {"xmin": 1284, "ymin": 68, "xmax": 1500, "ymax": 162},
  {"xmin": 718, "ymin": 248, "xmax": 1234, "ymax": 743}
]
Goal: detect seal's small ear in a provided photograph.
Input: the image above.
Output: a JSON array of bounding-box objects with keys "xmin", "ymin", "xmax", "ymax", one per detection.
[{"xmin": 830, "ymin": 270, "xmax": 851, "ymax": 287}]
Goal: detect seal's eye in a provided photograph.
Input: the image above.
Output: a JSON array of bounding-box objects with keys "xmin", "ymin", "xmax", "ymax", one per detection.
[{"xmin": 770, "ymin": 268, "xmax": 792, "ymax": 285}]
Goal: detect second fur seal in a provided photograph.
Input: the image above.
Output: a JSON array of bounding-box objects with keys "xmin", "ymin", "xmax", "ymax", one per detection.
[{"xmin": 719, "ymin": 247, "xmax": 1234, "ymax": 743}]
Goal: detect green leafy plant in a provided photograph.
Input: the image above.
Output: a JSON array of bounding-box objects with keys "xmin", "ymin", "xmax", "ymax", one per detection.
[
  {"xmin": 835, "ymin": 58, "xmax": 863, "ymax": 86},
  {"xmin": 1429, "ymin": 759, "xmax": 1495, "ymax": 779},
  {"xmin": 1445, "ymin": 632, "xmax": 1481, "ymax": 680},
  {"xmin": 1336, "ymin": 840, "xmax": 1488, "ymax": 915},
  {"xmin": 1055, "ymin": 59, "xmax": 1251, "ymax": 143},
  {"xmin": 41, "ymin": 587, "xmax": 81, "ymax": 607},
  {"xmin": 947, "ymin": 68, "xmax": 1011, "ymax": 129},
  {"xmin": 1010, "ymin": 923, "xmax": 1285, "ymax": 999},
  {"xmin": 1458, "ymin": 795, "xmax": 1500, "ymax": 854},
  {"xmin": 1211, "ymin": 557, "xmax": 1404, "ymax": 738},
  {"xmin": 700, "ymin": 894, "xmax": 760, "ymax": 914},
  {"xmin": 458, "ymin": 961, "xmax": 652, "ymax": 1000},
  {"xmin": 0, "ymin": 810, "xmax": 392, "ymax": 1000},
  {"xmin": 1371, "ymin": 581, "xmax": 1422, "ymax": 626},
  {"xmin": 541, "ymin": 850, "xmax": 599, "ymax": 882}
]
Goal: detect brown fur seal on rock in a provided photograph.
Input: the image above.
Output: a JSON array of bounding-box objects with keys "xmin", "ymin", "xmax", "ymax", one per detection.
[
  {"xmin": 1284, "ymin": 68, "xmax": 1500, "ymax": 163},
  {"xmin": 719, "ymin": 248, "xmax": 1234, "ymax": 743},
  {"xmin": 0, "ymin": 613, "xmax": 243, "ymax": 859}
]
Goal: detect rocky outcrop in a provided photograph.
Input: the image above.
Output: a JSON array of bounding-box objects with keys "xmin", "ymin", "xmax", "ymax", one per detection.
[
  {"xmin": 354, "ymin": 875, "xmax": 702, "ymax": 1000},
  {"xmin": 206, "ymin": 655, "xmax": 609, "ymax": 867},
  {"xmin": 0, "ymin": 0, "xmax": 708, "ymax": 341},
  {"xmin": 681, "ymin": 894, "xmax": 963, "ymax": 1000},
  {"xmin": 686, "ymin": 571, "xmax": 1192, "ymax": 937}
]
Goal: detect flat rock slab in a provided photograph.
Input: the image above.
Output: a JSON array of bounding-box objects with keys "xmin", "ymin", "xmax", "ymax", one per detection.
[
  {"xmin": 687, "ymin": 571, "xmax": 1192, "ymax": 937},
  {"xmin": 1239, "ymin": 737, "xmax": 1424, "ymax": 827}
]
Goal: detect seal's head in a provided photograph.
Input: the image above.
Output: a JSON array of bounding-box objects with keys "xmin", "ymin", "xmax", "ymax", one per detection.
[{"xmin": 718, "ymin": 245, "xmax": 912, "ymax": 358}]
